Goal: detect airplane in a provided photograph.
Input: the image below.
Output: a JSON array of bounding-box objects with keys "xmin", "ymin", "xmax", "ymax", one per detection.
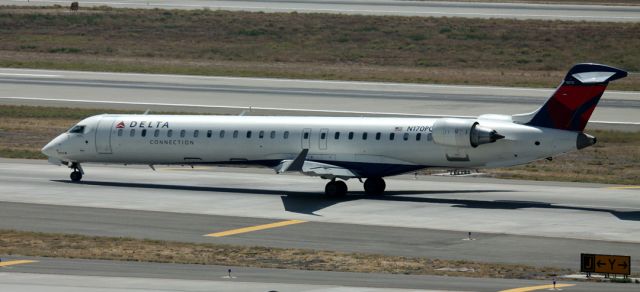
[{"xmin": 42, "ymin": 63, "xmax": 627, "ymax": 196}]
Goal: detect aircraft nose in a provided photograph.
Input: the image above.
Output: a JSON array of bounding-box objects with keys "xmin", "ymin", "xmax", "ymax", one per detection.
[
  {"xmin": 42, "ymin": 134, "xmax": 66, "ymax": 158},
  {"xmin": 41, "ymin": 141, "xmax": 57, "ymax": 158}
]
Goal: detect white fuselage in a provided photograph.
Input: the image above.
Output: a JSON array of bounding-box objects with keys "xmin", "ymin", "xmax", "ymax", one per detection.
[{"xmin": 43, "ymin": 114, "xmax": 579, "ymax": 178}]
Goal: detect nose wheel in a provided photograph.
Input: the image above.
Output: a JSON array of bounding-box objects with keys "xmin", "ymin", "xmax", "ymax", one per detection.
[
  {"xmin": 325, "ymin": 179, "xmax": 347, "ymax": 197},
  {"xmin": 69, "ymin": 162, "xmax": 84, "ymax": 182},
  {"xmin": 70, "ymin": 170, "xmax": 82, "ymax": 182}
]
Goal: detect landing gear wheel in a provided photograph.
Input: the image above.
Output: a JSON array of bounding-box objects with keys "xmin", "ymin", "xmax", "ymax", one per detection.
[
  {"xmin": 70, "ymin": 170, "xmax": 82, "ymax": 182},
  {"xmin": 364, "ymin": 177, "xmax": 385, "ymax": 195},
  {"xmin": 325, "ymin": 180, "xmax": 348, "ymax": 197}
]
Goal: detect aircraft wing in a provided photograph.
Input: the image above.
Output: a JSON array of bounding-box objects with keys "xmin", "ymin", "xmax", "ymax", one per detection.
[{"xmin": 274, "ymin": 149, "xmax": 358, "ymax": 179}]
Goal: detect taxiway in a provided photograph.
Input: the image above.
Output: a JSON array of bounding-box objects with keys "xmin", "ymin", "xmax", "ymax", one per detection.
[
  {"xmin": 0, "ymin": 68, "xmax": 638, "ymax": 131},
  {"xmin": 4, "ymin": 0, "xmax": 640, "ymax": 22},
  {"xmin": 0, "ymin": 159, "xmax": 638, "ymax": 270}
]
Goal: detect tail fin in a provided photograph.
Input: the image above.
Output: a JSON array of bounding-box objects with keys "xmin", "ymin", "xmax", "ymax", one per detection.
[{"xmin": 514, "ymin": 63, "xmax": 627, "ymax": 131}]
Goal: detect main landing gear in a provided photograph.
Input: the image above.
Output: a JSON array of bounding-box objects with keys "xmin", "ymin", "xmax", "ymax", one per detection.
[
  {"xmin": 69, "ymin": 162, "xmax": 83, "ymax": 182},
  {"xmin": 324, "ymin": 179, "xmax": 347, "ymax": 197},
  {"xmin": 364, "ymin": 177, "xmax": 386, "ymax": 195},
  {"xmin": 324, "ymin": 177, "xmax": 387, "ymax": 197}
]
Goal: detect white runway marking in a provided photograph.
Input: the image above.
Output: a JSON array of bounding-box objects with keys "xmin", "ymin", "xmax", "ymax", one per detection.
[
  {"xmin": 0, "ymin": 73, "xmax": 60, "ymax": 78},
  {"xmin": 8, "ymin": 0, "xmax": 640, "ymax": 22}
]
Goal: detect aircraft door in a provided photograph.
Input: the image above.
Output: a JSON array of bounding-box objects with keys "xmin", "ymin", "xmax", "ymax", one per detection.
[
  {"xmin": 319, "ymin": 128, "xmax": 328, "ymax": 150},
  {"xmin": 95, "ymin": 117, "xmax": 115, "ymax": 154},
  {"xmin": 301, "ymin": 128, "xmax": 311, "ymax": 149}
]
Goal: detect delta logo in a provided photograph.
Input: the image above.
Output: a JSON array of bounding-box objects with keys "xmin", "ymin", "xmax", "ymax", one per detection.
[{"xmin": 115, "ymin": 121, "xmax": 170, "ymax": 129}]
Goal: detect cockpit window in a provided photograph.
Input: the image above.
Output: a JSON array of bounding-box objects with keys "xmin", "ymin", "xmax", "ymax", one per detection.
[{"xmin": 68, "ymin": 125, "xmax": 85, "ymax": 134}]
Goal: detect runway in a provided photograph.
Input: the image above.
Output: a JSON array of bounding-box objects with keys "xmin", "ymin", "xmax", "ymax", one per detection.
[
  {"xmin": 0, "ymin": 68, "xmax": 638, "ymax": 131},
  {"xmin": 0, "ymin": 256, "xmax": 634, "ymax": 292},
  {"xmin": 0, "ymin": 159, "xmax": 638, "ymax": 270},
  {"xmin": 4, "ymin": 0, "xmax": 640, "ymax": 22}
]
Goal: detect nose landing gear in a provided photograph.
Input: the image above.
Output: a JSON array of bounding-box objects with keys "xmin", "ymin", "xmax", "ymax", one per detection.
[{"xmin": 69, "ymin": 162, "xmax": 84, "ymax": 182}]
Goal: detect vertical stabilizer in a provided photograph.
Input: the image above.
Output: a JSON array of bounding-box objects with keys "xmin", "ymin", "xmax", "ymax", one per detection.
[{"xmin": 513, "ymin": 63, "xmax": 627, "ymax": 131}]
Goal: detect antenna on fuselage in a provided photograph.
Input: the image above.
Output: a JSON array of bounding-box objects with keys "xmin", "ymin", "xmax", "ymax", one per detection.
[{"xmin": 239, "ymin": 106, "xmax": 252, "ymax": 116}]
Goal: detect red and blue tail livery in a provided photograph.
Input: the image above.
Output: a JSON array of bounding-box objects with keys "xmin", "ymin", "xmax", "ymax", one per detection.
[{"xmin": 523, "ymin": 63, "xmax": 627, "ymax": 132}]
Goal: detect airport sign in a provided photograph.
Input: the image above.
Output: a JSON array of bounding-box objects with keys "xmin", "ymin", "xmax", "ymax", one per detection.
[{"xmin": 581, "ymin": 253, "xmax": 630, "ymax": 275}]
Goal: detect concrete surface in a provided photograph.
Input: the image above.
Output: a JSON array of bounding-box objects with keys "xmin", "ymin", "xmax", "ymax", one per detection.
[
  {"xmin": 0, "ymin": 68, "xmax": 638, "ymax": 130},
  {"xmin": 0, "ymin": 159, "xmax": 638, "ymax": 270},
  {"xmin": 3, "ymin": 0, "xmax": 640, "ymax": 22},
  {"xmin": 0, "ymin": 257, "xmax": 636, "ymax": 292}
]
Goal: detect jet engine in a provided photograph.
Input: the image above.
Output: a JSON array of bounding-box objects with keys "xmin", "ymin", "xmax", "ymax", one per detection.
[{"xmin": 431, "ymin": 118, "xmax": 505, "ymax": 148}]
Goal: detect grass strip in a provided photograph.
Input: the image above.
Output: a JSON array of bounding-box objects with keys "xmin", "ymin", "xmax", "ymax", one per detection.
[
  {"xmin": 0, "ymin": 6, "xmax": 638, "ymax": 90},
  {"xmin": 0, "ymin": 229, "xmax": 572, "ymax": 279},
  {"xmin": 0, "ymin": 104, "xmax": 638, "ymax": 184}
]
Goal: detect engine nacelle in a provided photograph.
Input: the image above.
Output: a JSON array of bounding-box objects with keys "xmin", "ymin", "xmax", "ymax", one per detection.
[{"xmin": 432, "ymin": 118, "xmax": 505, "ymax": 148}]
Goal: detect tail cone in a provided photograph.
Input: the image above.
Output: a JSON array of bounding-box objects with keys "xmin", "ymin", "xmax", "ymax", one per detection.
[{"xmin": 577, "ymin": 133, "xmax": 597, "ymax": 150}]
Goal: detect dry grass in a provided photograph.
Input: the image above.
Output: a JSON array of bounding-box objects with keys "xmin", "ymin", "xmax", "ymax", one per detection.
[
  {"xmin": 0, "ymin": 6, "xmax": 639, "ymax": 89},
  {"xmin": 0, "ymin": 229, "xmax": 572, "ymax": 279}
]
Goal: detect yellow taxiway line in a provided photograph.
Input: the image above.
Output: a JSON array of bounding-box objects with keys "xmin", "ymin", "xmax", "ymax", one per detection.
[
  {"xmin": 0, "ymin": 260, "xmax": 38, "ymax": 267},
  {"xmin": 205, "ymin": 220, "xmax": 307, "ymax": 237},
  {"xmin": 608, "ymin": 186, "xmax": 640, "ymax": 190},
  {"xmin": 500, "ymin": 283, "xmax": 575, "ymax": 292}
]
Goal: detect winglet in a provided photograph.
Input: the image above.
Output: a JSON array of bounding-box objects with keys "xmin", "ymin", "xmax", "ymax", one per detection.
[
  {"xmin": 274, "ymin": 149, "xmax": 309, "ymax": 174},
  {"xmin": 286, "ymin": 149, "xmax": 309, "ymax": 172}
]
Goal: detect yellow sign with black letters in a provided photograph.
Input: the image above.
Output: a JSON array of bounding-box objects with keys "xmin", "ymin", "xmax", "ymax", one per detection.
[{"xmin": 581, "ymin": 253, "xmax": 630, "ymax": 275}]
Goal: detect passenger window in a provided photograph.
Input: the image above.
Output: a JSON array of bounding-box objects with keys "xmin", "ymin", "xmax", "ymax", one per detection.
[
  {"xmin": 167, "ymin": 129, "xmax": 173, "ymax": 137},
  {"xmin": 154, "ymin": 129, "xmax": 160, "ymax": 137},
  {"xmin": 259, "ymin": 131, "xmax": 264, "ymax": 139},
  {"xmin": 427, "ymin": 133, "xmax": 433, "ymax": 141},
  {"xmin": 180, "ymin": 130, "xmax": 186, "ymax": 138},
  {"xmin": 233, "ymin": 130, "xmax": 239, "ymax": 138},
  {"xmin": 130, "ymin": 129, "xmax": 135, "ymax": 137},
  {"xmin": 334, "ymin": 132, "xmax": 340, "ymax": 139},
  {"xmin": 303, "ymin": 132, "xmax": 309, "ymax": 139},
  {"xmin": 246, "ymin": 131, "xmax": 252, "ymax": 138},
  {"xmin": 207, "ymin": 130, "xmax": 212, "ymax": 138},
  {"xmin": 348, "ymin": 132, "xmax": 354, "ymax": 140},
  {"xmin": 220, "ymin": 130, "xmax": 225, "ymax": 138},
  {"xmin": 321, "ymin": 132, "xmax": 326, "ymax": 139},
  {"xmin": 284, "ymin": 131, "xmax": 289, "ymax": 139},
  {"xmin": 416, "ymin": 133, "xmax": 421, "ymax": 141},
  {"xmin": 141, "ymin": 129, "xmax": 147, "ymax": 137},
  {"xmin": 194, "ymin": 130, "xmax": 199, "ymax": 138},
  {"xmin": 403, "ymin": 133, "xmax": 409, "ymax": 141},
  {"xmin": 362, "ymin": 132, "xmax": 367, "ymax": 140},
  {"xmin": 375, "ymin": 132, "xmax": 381, "ymax": 140},
  {"xmin": 117, "ymin": 129, "xmax": 123, "ymax": 137},
  {"xmin": 389, "ymin": 133, "xmax": 395, "ymax": 140},
  {"xmin": 270, "ymin": 131, "xmax": 276, "ymax": 139}
]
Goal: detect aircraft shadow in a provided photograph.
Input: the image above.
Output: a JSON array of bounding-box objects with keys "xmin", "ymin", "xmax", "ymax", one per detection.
[{"xmin": 53, "ymin": 180, "xmax": 640, "ymax": 221}]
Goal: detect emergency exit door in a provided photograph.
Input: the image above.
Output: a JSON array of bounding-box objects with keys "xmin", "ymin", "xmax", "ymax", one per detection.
[{"xmin": 301, "ymin": 128, "xmax": 311, "ymax": 149}]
